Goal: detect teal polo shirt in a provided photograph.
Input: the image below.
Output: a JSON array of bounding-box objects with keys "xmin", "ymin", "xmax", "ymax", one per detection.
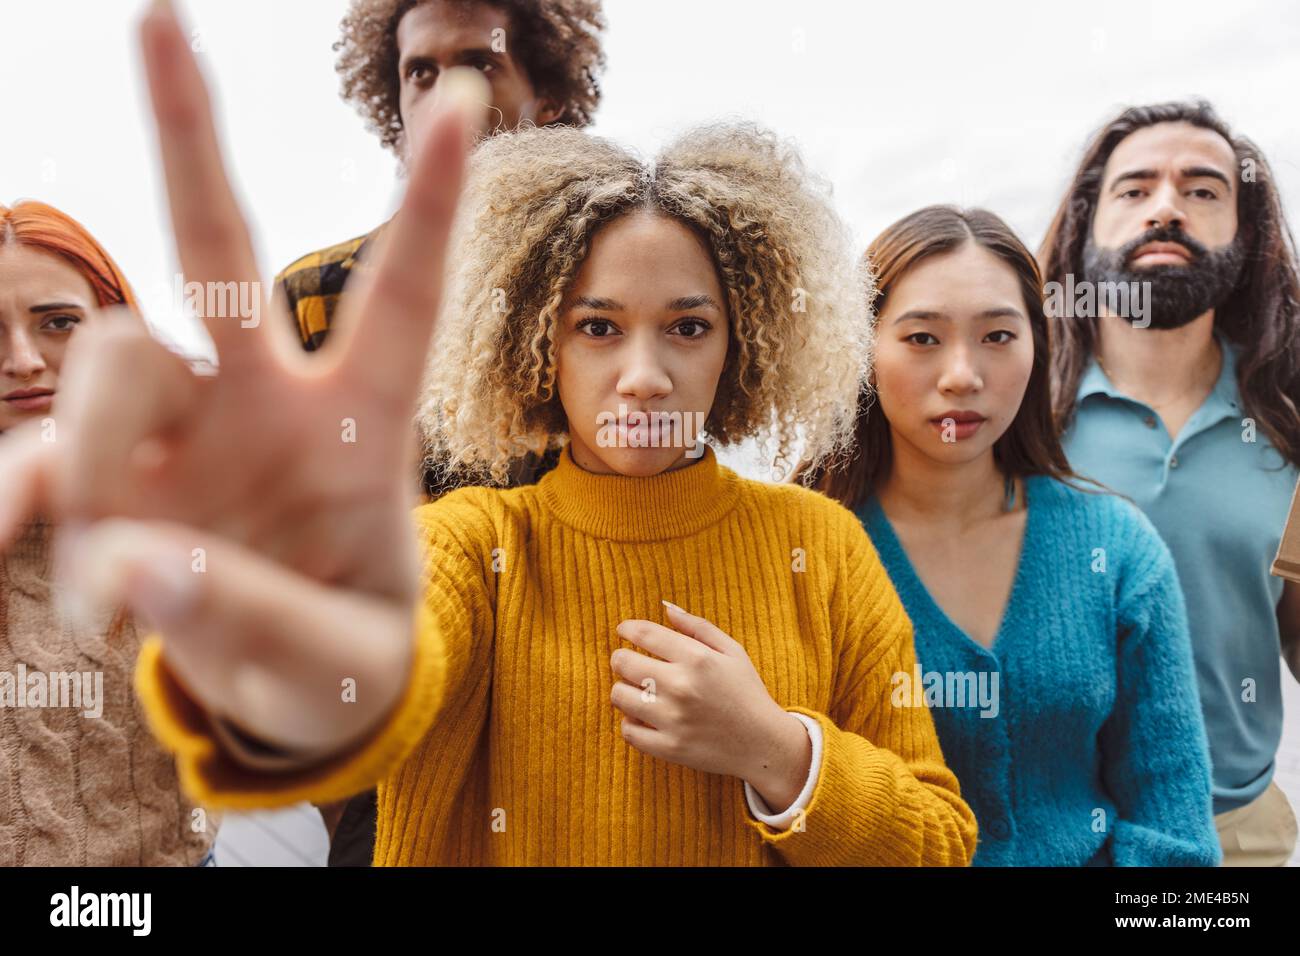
[{"xmin": 1063, "ymin": 331, "xmax": 1298, "ymax": 815}]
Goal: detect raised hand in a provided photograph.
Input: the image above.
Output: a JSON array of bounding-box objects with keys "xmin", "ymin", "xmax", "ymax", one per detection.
[{"xmin": 0, "ymin": 0, "xmax": 484, "ymax": 758}]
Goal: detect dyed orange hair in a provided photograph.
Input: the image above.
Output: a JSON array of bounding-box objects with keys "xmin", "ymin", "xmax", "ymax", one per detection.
[{"xmin": 0, "ymin": 200, "xmax": 137, "ymax": 310}]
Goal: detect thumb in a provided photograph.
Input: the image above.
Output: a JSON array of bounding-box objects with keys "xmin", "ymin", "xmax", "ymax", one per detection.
[{"xmin": 57, "ymin": 519, "xmax": 414, "ymax": 755}]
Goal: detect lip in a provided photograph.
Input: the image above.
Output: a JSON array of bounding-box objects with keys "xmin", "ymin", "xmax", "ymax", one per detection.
[
  {"xmin": 1130, "ymin": 241, "xmax": 1192, "ymax": 265},
  {"xmin": 929, "ymin": 410, "xmax": 986, "ymax": 441},
  {"xmin": 617, "ymin": 417, "xmax": 673, "ymax": 440},
  {"xmin": 3, "ymin": 388, "xmax": 54, "ymax": 412},
  {"xmin": 931, "ymin": 410, "xmax": 986, "ymax": 424}
]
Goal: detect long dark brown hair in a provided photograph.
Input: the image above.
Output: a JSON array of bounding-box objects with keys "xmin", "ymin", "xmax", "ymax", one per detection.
[
  {"xmin": 1040, "ymin": 100, "xmax": 1300, "ymax": 465},
  {"xmin": 803, "ymin": 205, "xmax": 1087, "ymax": 511}
]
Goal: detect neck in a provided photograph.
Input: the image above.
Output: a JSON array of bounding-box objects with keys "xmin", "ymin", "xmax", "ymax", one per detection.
[
  {"xmin": 539, "ymin": 443, "xmax": 740, "ymax": 541},
  {"xmin": 876, "ymin": 432, "xmax": 1010, "ymax": 531},
  {"xmin": 1095, "ymin": 310, "xmax": 1221, "ymax": 401},
  {"xmin": 568, "ymin": 433, "xmax": 701, "ymax": 477}
]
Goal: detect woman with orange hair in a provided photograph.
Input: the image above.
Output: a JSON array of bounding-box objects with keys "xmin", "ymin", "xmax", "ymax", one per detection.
[{"xmin": 0, "ymin": 200, "xmax": 217, "ymax": 865}]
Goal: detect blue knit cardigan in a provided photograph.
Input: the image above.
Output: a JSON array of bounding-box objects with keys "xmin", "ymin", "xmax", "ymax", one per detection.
[{"xmin": 858, "ymin": 474, "xmax": 1221, "ymax": 866}]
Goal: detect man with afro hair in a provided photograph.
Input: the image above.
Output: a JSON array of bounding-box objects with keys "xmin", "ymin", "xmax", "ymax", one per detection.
[{"xmin": 274, "ymin": 0, "xmax": 606, "ymax": 353}]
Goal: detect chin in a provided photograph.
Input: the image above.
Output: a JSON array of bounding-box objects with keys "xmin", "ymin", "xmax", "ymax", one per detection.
[
  {"xmin": 600, "ymin": 447, "xmax": 687, "ymax": 478},
  {"xmin": 922, "ymin": 433, "xmax": 994, "ymax": 465},
  {"xmin": 0, "ymin": 411, "xmax": 32, "ymax": 432}
]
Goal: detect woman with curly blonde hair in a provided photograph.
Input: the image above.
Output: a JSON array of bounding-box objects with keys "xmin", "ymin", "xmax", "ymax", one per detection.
[
  {"xmin": 5, "ymin": 11, "xmax": 975, "ymax": 866},
  {"xmin": 421, "ymin": 122, "xmax": 868, "ymax": 486}
]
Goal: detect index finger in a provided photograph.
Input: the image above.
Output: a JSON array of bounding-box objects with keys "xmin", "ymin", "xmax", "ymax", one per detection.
[
  {"xmin": 661, "ymin": 601, "xmax": 742, "ymax": 655},
  {"xmin": 329, "ymin": 69, "xmax": 487, "ymax": 414},
  {"xmin": 140, "ymin": 0, "xmax": 272, "ymax": 370},
  {"xmin": 616, "ymin": 619, "xmax": 706, "ymax": 664}
]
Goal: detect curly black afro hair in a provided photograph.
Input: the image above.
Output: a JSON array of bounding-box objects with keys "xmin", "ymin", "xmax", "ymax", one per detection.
[{"xmin": 335, "ymin": 0, "xmax": 607, "ymax": 154}]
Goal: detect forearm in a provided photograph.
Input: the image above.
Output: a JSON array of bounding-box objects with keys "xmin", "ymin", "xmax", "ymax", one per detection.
[
  {"xmin": 1110, "ymin": 819, "xmax": 1220, "ymax": 866},
  {"xmin": 1106, "ymin": 561, "xmax": 1220, "ymax": 865},
  {"xmin": 133, "ymin": 601, "xmax": 447, "ymax": 811},
  {"xmin": 1273, "ymin": 581, "xmax": 1300, "ymax": 683},
  {"xmin": 1103, "ymin": 679, "xmax": 1220, "ymax": 866},
  {"xmin": 1283, "ymin": 630, "xmax": 1300, "ymax": 683},
  {"xmin": 744, "ymin": 707, "xmax": 977, "ymax": 866}
]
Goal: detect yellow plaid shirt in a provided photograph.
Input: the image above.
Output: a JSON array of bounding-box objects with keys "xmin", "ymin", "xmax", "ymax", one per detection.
[
  {"xmin": 274, "ymin": 225, "xmax": 561, "ymax": 495},
  {"xmin": 273, "ymin": 227, "xmax": 383, "ymax": 350}
]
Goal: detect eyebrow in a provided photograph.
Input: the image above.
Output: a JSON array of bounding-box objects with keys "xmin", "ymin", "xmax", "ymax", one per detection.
[
  {"xmin": 29, "ymin": 302, "xmax": 86, "ymax": 314},
  {"xmin": 1182, "ymin": 165, "xmax": 1234, "ymax": 188},
  {"xmin": 667, "ymin": 294, "xmax": 721, "ymax": 312},
  {"xmin": 1108, "ymin": 165, "xmax": 1233, "ymax": 191},
  {"xmin": 573, "ymin": 295, "xmax": 623, "ymax": 311},
  {"xmin": 570, "ymin": 294, "xmax": 722, "ymax": 312},
  {"xmin": 400, "ymin": 47, "xmax": 503, "ymax": 70},
  {"xmin": 891, "ymin": 307, "xmax": 1023, "ymax": 325},
  {"xmin": 451, "ymin": 47, "xmax": 503, "ymax": 64}
]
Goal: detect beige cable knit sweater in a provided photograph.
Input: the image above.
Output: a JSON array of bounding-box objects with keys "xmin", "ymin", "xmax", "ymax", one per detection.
[{"xmin": 0, "ymin": 520, "xmax": 216, "ymax": 865}]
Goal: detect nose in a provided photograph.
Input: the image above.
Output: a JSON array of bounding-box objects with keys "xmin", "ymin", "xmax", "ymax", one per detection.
[
  {"xmin": 616, "ymin": 334, "xmax": 673, "ymax": 403},
  {"xmin": 937, "ymin": 342, "xmax": 982, "ymax": 395},
  {"xmin": 1145, "ymin": 180, "xmax": 1187, "ymax": 232},
  {"xmin": 1, "ymin": 327, "xmax": 47, "ymax": 381}
]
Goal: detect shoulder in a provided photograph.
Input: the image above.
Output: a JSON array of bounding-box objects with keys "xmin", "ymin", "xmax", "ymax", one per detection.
[
  {"xmin": 413, "ymin": 482, "xmax": 546, "ymax": 548},
  {"xmin": 1030, "ymin": 474, "xmax": 1163, "ymax": 547},
  {"xmin": 273, "ymin": 230, "xmax": 375, "ymax": 296},
  {"xmin": 736, "ymin": 474, "xmax": 868, "ymax": 537},
  {"xmin": 733, "ymin": 475, "xmax": 887, "ymax": 580},
  {"xmin": 414, "ymin": 485, "xmax": 504, "ymax": 553},
  {"xmin": 1032, "ymin": 475, "xmax": 1177, "ymax": 604}
]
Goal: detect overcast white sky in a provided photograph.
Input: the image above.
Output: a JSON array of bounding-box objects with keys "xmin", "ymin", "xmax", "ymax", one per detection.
[{"xmin": 2, "ymin": 0, "xmax": 1298, "ymax": 362}]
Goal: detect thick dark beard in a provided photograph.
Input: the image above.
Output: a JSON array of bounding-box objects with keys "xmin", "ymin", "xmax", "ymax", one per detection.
[{"xmin": 1082, "ymin": 225, "xmax": 1245, "ymax": 330}]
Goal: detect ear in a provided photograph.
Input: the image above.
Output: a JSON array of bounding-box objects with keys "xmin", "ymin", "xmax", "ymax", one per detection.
[{"xmin": 534, "ymin": 97, "xmax": 564, "ymax": 126}]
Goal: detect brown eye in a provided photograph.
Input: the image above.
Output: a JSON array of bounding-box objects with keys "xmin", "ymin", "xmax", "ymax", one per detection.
[
  {"xmin": 43, "ymin": 314, "xmax": 81, "ymax": 332},
  {"xmin": 577, "ymin": 318, "xmax": 616, "ymax": 337}
]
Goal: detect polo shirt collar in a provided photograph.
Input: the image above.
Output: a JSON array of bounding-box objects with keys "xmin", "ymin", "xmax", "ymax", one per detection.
[
  {"xmin": 1206, "ymin": 330, "xmax": 1241, "ymax": 415},
  {"xmin": 1077, "ymin": 328, "xmax": 1241, "ymax": 417},
  {"xmin": 1077, "ymin": 352, "xmax": 1116, "ymax": 401}
]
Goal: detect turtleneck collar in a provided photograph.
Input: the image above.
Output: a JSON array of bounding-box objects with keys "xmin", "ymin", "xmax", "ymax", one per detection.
[{"xmin": 537, "ymin": 444, "xmax": 742, "ymax": 542}]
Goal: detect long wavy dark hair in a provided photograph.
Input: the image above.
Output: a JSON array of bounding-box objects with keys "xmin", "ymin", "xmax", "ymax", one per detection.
[
  {"xmin": 802, "ymin": 205, "xmax": 1090, "ymax": 511},
  {"xmin": 1040, "ymin": 100, "xmax": 1300, "ymax": 466}
]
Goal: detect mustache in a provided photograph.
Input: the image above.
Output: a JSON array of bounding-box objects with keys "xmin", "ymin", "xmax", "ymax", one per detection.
[{"xmin": 1116, "ymin": 225, "xmax": 1210, "ymax": 264}]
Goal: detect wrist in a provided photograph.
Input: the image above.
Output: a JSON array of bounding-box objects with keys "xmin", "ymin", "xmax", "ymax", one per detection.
[
  {"xmin": 217, "ymin": 598, "xmax": 416, "ymax": 762},
  {"xmin": 743, "ymin": 706, "xmax": 812, "ymax": 811}
]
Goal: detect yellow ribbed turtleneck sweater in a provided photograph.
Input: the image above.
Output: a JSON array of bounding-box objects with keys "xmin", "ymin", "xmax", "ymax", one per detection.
[{"xmin": 135, "ymin": 446, "xmax": 977, "ymax": 865}]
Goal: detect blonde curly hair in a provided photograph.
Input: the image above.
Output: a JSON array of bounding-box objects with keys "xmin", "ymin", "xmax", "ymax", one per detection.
[
  {"xmin": 335, "ymin": 0, "xmax": 606, "ymax": 155},
  {"xmin": 420, "ymin": 123, "xmax": 875, "ymax": 484}
]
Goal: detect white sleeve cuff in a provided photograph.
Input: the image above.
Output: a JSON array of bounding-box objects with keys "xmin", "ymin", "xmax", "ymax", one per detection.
[{"xmin": 743, "ymin": 712, "xmax": 823, "ymax": 830}]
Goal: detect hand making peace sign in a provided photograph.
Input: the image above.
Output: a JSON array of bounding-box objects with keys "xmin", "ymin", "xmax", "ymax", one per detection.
[{"xmin": 0, "ymin": 0, "xmax": 484, "ymax": 759}]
